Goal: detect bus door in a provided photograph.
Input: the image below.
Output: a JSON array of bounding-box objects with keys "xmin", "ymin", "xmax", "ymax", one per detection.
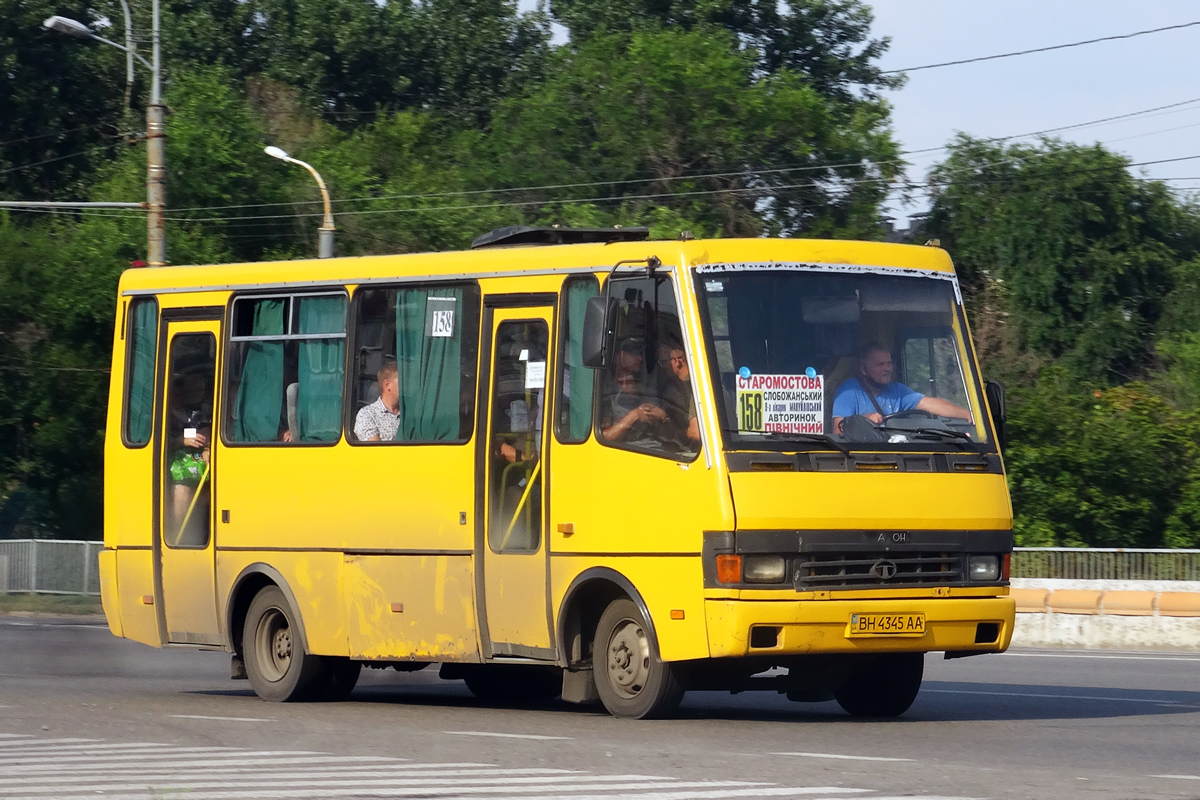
[
  {"xmin": 154, "ymin": 316, "xmax": 222, "ymax": 645},
  {"xmin": 477, "ymin": 304, "xmax": 555, "ymax": 658}
]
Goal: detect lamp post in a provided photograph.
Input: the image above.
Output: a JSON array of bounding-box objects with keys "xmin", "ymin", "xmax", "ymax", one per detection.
[
  {"xmin": 44, "ymin": 0, "xmax": 165, "ymax": 267},
  {"xmin": 264, "ymin": 146, "xmax": 335, "ymax": 258}
]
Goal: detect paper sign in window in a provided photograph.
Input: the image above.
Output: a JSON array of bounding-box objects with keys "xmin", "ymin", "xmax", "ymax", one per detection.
[{"xmin": 735, "ymin": 374, "xmax": 824, "ymax": 434}]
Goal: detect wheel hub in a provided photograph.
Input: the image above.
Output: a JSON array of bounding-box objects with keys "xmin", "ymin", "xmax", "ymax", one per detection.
[{"xmin": 606, "ymin": 619, "xmax": 650, "ymax": 698}]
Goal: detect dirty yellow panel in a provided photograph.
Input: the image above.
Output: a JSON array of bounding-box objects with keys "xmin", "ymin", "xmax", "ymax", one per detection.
[
  {"xmin": 115, "ymin": 549, "xmax": 160, "ymax": 647},
  {"xmin": 342, "ymin": 555, "xmax": 479, "ymax": 661},
  {"xmin": 215, "ymin": 550, "xmax": 347, "ymax": 656},
  {"xmin": 550, "ymin": 556, "xmax": 710, "ymax": 663}
]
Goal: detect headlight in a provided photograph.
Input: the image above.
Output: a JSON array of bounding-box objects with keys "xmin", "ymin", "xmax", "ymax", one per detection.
[
  {"xmin": 968, "ymin": 555, "xmax": 1000, "ymax": 581},
  {"xmin": 743, "ymin": 555, "xmax": 787, "ymax": 583}
]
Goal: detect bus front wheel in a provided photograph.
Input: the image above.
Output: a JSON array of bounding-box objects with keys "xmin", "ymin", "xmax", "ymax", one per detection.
[
  {"xmin": 833, "ymin": 652, "xmax": 924, "ymax": 717},
  {"xmin": 243, "ymin": 586, "xmax": 326, "ymax": 702},
  {"xmin": 593, "ymin": 598, "xmax": 685, "ymax": 719}
]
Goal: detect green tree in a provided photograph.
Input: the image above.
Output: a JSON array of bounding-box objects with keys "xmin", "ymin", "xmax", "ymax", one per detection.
[
  {"xmin": 486, "ymin": 26, "xmax": 899, "ymax": 238},
  {"xmin": 926, "ymin": 136, "xmax": 1196, "ymax": 385}
]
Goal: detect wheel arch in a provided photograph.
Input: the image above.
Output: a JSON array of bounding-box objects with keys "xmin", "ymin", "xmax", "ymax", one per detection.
[
  {"xmin": 225, "ymin": 563, "xmax": 309, "ymax": 655},
  {"xmin": 556, "ymin": 567, "xmax": 659, "ymax": 667}
]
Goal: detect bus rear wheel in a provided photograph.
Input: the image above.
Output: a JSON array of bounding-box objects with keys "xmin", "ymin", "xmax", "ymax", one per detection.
[
  {"xmin": 833, "ymin": 652, "xmax": 924, "ymax": 718},
  {"xmin": 593, "ymin": 598, "xmax": 685, "ymax": 719},
  {"xmin": 243, "ymin": 586, "xmax": 326, "ymax": 702}
]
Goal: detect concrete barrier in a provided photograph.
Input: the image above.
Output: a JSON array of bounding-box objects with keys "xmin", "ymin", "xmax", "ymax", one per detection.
[
  {"xmin": 1011, "ymin": 587, "xmax": 1049, "ymax": 613},
  {"xmin": 1100, "ymin": 591, "xmax": 1155, "ymax": 616},
  {"xmin": 1010, "ymin": 579, "xmax": 1200, "ymax": 651},
  {"xmin": 1047, "ymin": 589, "xmax": 1102, "ymax": 615}
]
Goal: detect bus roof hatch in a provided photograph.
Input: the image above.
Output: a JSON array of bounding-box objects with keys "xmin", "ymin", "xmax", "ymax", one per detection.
[{"xmin": 471, "ymin": 225, "xmax": 650, "ymax": 249}]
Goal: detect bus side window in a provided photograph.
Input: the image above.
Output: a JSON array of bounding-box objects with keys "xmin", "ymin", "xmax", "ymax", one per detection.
[
  {"xmin": 595, "ymin": 273, "xmax": 698, "ymax": 462},
  {"xmin": 123, "ymin": 297, "xmax": 158, "ymax": 447},
  {"xmin": 349, "ymin": 283, "xmax": 480, "ymax": 443},
  {"xmin": 226, "ymin": 293, "xmax": 346, "ymax": 445},
  {"xmin": 555, "ymin": 275, "xmax": 599, "ymax": 444}
]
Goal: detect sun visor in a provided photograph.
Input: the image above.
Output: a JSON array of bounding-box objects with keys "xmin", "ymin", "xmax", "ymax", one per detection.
[
  {"xmin": 860, "ymin": 280, "xmax": 947, "ymax": 312},
  {"xmin": 801, "ymin": 296, "xmax": 860, "ymax": 324}
]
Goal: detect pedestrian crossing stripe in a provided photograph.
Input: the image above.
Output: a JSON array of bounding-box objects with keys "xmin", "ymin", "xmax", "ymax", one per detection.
[{"xmin": 0, "ymin": 737, "xmax": 982, "ymax": 800}]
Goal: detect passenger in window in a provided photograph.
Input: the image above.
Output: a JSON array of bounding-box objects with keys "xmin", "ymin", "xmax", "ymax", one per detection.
[
  {"xmin": 353, "ymin": 360, "xmax": 401, "ymax": 441},
  {"xmin": 658, "ymin": 341, "xmax": 700, "ymax": 443},
  {"xmin": 167, "ymin": 373, "xmax": 211, "ymax": 531},
  {"xmin": 601, "ymin": 338, "xmax": 668, "ymax": 441},
  {"xmin": 832, "ymin": 343, "xmax": 972, "ymax": 434}
]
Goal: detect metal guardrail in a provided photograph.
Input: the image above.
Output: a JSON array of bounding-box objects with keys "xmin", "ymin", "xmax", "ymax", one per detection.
[
  {"xmin": 2, "ymin": 541, "xmax": 1199, "ymax": 595},
  {"xmin": 0, "ymin": 539, "xmax": 103, "ymax": 595},
  {"xmin": 1012, "ymin": 547, "xmax": 1200, "ymax": 581}
]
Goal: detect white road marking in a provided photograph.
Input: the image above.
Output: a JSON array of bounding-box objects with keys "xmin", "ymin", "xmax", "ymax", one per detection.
[
  {"xmin": 445, "ymin": 730, "xmax": 574, "ymax": 741},
  {"xmin": 0, "ymin": 755, "xmax": 398, "ymax": 774},
  {"xmin": 0, "ymin": 746, "xmax": 278, "ymax": 763},
  {"xmin": 1, "ymin": 774, "xmax": 687, "ymax": 796},
  {"xmin": 0, "ymin": 743, "xmax": 195, "ymax": 755},
  {"xmin": 5, "ymin": 784, "xmax": 841, "ymax": 800},
  {"xmin": 924, "ymin": 687, "xmax": 1195, "ymax": 706},
  {"xmin": 0, "ymin": 767, "xmax": 574, "ymax": 789},
  {"xmin": 168, "ymin": 714, "xmax": 275, "ymax": 722},
  {"xmin": 1150, "ymin": 774, "xmax": 1200, "ymax": 780},
  {"xmin": 771, "ymin": 751, "xmax": 916, "ymax": 763},
  {"xmin": 0, "ymin": 737, "xmax": 975, "ymax": 800},
  {"xmin": 1003, "ymin": 651, "xmax": 1200, "ymax": 663}
]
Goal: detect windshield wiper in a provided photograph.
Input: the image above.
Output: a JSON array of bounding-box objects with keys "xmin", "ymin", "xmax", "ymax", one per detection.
[
  {"xmin": 725, "ymin": 429, "xmax": 849, "ymax": 455},
  {"xmin": 876, "ymin": 425, "xmax": 974, "ymax": 448}
]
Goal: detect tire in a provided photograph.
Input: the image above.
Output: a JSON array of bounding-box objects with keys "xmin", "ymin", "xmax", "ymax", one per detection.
[
  {"xmin": 242, "ymin": 586, "xmax": 327, "ymax": 702},
  {"xmin": 463, "ymin": 665, "xmax": 561, "ymax": 705},
  {"xmin": 833, "ymin": 652, "xmax": 924, "ymax": 718},
  {"xmin": 592, "ymin": 598, "xmax": 685, "ymax": 719},
  {"xmin": 320, "ymin": 658, "xmax": 362, "ymax": 701}
]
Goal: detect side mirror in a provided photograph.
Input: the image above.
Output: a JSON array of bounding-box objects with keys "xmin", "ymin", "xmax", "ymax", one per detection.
[
  {"xmin": 985, "ymin": 380, "xmax": 1007, "ymax": 452},
  {"xmin": 581, "ymin": 295, "xmax": 618, "ymax": 368}
]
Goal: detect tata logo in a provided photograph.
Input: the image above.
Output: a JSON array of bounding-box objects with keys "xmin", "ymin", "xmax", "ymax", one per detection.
[{"xmin": 869, "ymin": 560, "xmax": 898, "ymax": 580}]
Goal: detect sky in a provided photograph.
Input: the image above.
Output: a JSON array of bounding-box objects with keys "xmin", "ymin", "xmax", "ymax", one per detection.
[{"xmin": 867, "ymin": 1, "xmax": 1200, "ymax": 224}]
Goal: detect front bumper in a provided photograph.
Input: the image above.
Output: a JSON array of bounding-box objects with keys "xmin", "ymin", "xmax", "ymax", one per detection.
[{"xmin": 705, "ymin": 595, "xmax": 1015, "ymax": 657}]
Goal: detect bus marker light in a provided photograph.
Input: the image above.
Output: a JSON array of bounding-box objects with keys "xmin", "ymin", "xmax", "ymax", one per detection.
[
  {"xmin": 716, "ymin": 554, "xmax": 742, "ymax": 584},
  {"xmin": 141, "ymin": 595, "xmax": 154, "ymax": 605},
  {"xmin": 670, "ymin": 610, "xmax": 685, "ymax": 620},
  {"xmin": 557, "ymin": 523, "xmax": 575, "ymax": 535},
  {"xmin": 390, "ymin": 603, "xmax": 404, "ymax": 613}
]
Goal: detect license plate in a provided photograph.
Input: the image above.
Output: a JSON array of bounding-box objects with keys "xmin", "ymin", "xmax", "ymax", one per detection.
[{"xmin": 847, "ymin": 612, "xmax": 926, "ymax": 637}]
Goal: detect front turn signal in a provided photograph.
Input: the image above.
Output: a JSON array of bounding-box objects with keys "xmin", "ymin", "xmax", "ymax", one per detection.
[{"xmin": 716, "ymin": 554, "xmax": 743, "ymax": 584}]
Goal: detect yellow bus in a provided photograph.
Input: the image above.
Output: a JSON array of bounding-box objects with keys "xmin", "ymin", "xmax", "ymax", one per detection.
[{"xmin": 100, "ymin": 227, "xmax": 1015, "ymax": 719}]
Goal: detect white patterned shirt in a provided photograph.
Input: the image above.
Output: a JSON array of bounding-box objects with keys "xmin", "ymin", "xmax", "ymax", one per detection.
[{"xmin": 354, "ymin": 397, "xmax": 401, "ymax": 441}]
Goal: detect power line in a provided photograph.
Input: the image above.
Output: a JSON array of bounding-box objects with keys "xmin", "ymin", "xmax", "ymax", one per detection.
[{"xmin": 883, "ymin": 20, "xmax": 1200, "ymax": 75}]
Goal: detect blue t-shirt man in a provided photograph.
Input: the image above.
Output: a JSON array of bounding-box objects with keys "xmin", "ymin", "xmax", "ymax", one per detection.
[
  {"xmin": 832, "ymin": 343, "xmax": 972, "ymax": 434},
  {"xmin": 832, "ymin": 377, "xmax": 923, "ymax": 419}
]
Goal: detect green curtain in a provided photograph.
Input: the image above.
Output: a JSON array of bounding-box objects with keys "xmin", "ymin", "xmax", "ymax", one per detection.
[
  {"xmin": 396, "ymin": 287, "xmax": 463, "ymax": 440},
  {"xmin": 126, "ymin": 299, "xmax": 157, "ymax": 444},
  {"xmin": 297, "ymin": 296, "xmax": 345, "ymax": 441},
  {"xmin": 233, "ymin": 299, "xmax": 284, "ymax": 442},
  {"xmin": 564, "ymin": 279, "xmax": 598, "ymax": 441}
]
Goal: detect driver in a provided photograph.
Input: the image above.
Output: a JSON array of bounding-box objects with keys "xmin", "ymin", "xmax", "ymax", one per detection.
[{"xmin": 832, "ymin": 343, "xmax": 972, "ymax": 434}]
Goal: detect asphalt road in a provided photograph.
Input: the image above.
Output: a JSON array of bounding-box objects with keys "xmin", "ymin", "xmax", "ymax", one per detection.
[{"xmin": 2, "ymin": 616, "xmax": 1199, "ymax": 800}]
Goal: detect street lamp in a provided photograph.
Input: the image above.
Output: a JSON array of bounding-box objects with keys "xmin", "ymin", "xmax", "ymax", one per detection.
[
  {"xmin": 44, "ymin": 0, "xmax": 165, "ymax": 267},
  {"xmin": 265, "ymin": 146, "xmax": 335, "ymax": 258}
]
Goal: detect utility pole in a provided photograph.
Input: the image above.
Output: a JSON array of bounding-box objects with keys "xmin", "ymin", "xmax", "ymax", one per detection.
[{"xmin": 145, "ymin": 0, "xmax": 166, "ymax": 266}]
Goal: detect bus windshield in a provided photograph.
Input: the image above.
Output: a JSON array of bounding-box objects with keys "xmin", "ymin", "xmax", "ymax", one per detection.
[{"xmin": 697, "ymin": 268, "xmax": 992, "ymax": 450}]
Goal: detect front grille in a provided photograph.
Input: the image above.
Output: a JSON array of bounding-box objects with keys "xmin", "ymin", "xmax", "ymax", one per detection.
[{"xmin": 794, "ymin": 551, "xmax": 962, "ymax": 589}]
